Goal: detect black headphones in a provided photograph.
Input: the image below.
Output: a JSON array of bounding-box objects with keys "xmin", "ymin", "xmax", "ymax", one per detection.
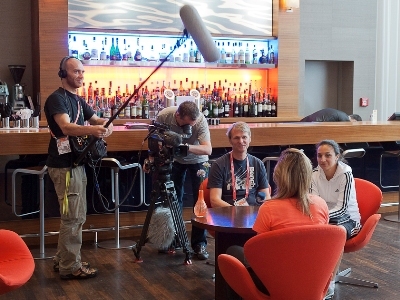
[{"xmin": 58, "ymin": 56, "xmax": 75, "ymax": 78}]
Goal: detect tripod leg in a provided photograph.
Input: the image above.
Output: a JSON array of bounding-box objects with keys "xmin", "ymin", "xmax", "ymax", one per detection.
[
  {"xmin": 132, "ymin": 188, "xmax": 159, "ymax": 262},
  {"xmin": 164, "ymin": 181, "xmax": 193, "ymax": 264}
]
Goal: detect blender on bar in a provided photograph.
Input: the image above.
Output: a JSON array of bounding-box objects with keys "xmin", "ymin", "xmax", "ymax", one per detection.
[{"xmin": 8, "ymin": 65, "xmax": 26, "ymax": 112}]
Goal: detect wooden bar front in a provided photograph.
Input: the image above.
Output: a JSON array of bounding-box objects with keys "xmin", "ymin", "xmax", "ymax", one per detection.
[{"xmin": 1, "ymin": 121, "xmax": 400, "ymax": 155}]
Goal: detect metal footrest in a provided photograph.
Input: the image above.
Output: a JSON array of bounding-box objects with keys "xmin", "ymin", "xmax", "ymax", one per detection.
[{"xmin": 336, "ymin": 267, "xmax": 378, "ymax": 288}]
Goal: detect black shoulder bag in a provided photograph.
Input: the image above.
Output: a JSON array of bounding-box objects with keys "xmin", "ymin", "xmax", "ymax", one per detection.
[{"xmin": 69, "ymin": 99, "xmax": 107, "ymax": 163}]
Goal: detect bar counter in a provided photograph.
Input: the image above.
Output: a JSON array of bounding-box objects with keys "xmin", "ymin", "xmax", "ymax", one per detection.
[{"xmin": 1, "ymin": 121, "xmax": 400, "ymax": 155}]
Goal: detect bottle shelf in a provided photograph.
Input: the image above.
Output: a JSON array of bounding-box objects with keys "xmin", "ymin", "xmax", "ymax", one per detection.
[
  {"xmin": 109, "ymin": 116, "xmax": 299, "ymax": 126},
  {"xmin": 81, "ymin": 60, "xmax": 276, "ymax": 69}
]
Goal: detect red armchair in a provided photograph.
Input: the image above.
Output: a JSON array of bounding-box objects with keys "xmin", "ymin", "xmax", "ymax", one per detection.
[
  {"xmin": 218, "ymin": 224, "xmax": 346, "ymax": 300},
  {"xmin": 335, "ymin": 178, "xmax": 382, "ymax": 288},
  {"xmin": 0, "ymin": 229, "xmax": 35, "ymax": 295}
]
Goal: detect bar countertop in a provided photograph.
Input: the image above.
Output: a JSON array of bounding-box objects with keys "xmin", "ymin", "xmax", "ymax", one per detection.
[{"xmin": 1, "ymin": 121, "xmax": 400, "ymax": 155}]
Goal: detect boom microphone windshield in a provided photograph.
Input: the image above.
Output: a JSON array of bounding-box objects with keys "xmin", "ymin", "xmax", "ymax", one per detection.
[
  {"xmin": 179, "ymin": 4, "xmax": 220, "ymax": 63},
  {"xmin": 163, "ymin": 131, "xmax": 182, "ymax": 147}
]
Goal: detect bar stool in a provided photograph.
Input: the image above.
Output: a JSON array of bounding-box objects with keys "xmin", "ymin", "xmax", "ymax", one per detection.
[
  {"xmin": 12, "ymin": 165, "xmax": 56, "ymax": 259},
  {"xmin": 379, "ymin": 150, "xmax": 400, "ymax": 189},
  {"xmin": 380, "ymin": 146, "xmax": 400, "ymax": 223},
  {"xmin": 97, "ymin": 158, "xmax": 144, "ymax": 249},
  {"xmin": 342, "ymin": 148, "xmax": 366, "ymax": 159},
  {"xmin": 4, "ymin": 156, "xmax": 42, "ymax": 205},
  {"xmin": 262, "ymin": 156, "xmax": 280, "ymax": 187}
]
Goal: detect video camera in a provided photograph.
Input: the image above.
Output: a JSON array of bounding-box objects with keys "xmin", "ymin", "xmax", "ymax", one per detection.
[{"xmin": 145, "ymin": 121, "xmax": 190, "ymax": 174}]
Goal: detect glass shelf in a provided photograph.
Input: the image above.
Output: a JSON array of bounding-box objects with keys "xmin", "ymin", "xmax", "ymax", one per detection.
[{"xmin": 81, "ymin": 60, "xmax": 276, "ymax": 69}]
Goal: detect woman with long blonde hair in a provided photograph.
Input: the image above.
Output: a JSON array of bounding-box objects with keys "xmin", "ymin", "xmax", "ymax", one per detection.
[{"xmin": 253, "ymin": 148, "xmax": 329, "ymax": 232}]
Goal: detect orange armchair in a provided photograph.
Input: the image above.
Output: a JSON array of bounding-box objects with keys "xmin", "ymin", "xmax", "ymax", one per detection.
[
  {"xmin": 335, "ymin": 178, "xmax": 382, "ymax": 288},
  {"xmin": 0, "ymin": 229, "xmax": 35, "ymax": 295},
  {"xmin": 218, "ymin": 225, "xmax": 346, "ymax": 300}
]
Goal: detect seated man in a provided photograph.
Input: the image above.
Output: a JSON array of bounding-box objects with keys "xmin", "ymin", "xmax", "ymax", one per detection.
[
  {"xmin": 301, "ymin": 108, "xmax": 362, "ymax": 122},
  {"xmin": 207, "ymin": 122, "xmax": 271, "ymax": 207}
]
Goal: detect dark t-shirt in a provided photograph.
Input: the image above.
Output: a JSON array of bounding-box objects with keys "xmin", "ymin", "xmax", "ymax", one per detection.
[
  {"xmin": 301, "ymin": 108, "xmax": 350, "ymax": 122},
  {"xmin": 207, "ymin": 153, "xmax": 269, "ymax": 206},
  {"xmin": 44, "ymin": 87, "xmax": 95, "ymax": 168}
]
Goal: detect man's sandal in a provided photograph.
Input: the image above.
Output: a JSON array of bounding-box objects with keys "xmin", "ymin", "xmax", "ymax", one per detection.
[
  {"xmin": 53, "ymin": 261, "xmax": 90, "ymax": 272},
  {"xmin": 60, "ymin": 266, "xmax": 98, "ymax": 280}
]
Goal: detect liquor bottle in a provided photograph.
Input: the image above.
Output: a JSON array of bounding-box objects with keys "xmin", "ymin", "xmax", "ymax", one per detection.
[
  {"xmin": 90, "ymin": 37, "xmax": 99, "ymax": 60},
  {"xmin": 183, "ymin": 44, "xmax": 189, "ymax": 62},
  {"xmin": 100, "ymin": 39, "xmax": 107, "ymax": 60},
  {"xmin": 248, "ymin": 96, "xmax": 254, "ymax": 117},
  {"xmin": 70, "ymin": 35, "xmax": 79, "ymax": 58},
  {"xmin": 212, "ymin": 82, "xmax": 218, "ymax": 98},
  {"xmin": 103, "ymin": 101, "xmax": 112, "ymax": 118},
  {"xmin": 126, "ymin": 44, "xmax": 133, "ymax": 61},
  {"xmin": 108, "ymin": 81, "xmax": 113, "ymax": 98},
  {"xmin": 266, "ymin": 97, "xmax": 272, "ymax": 117},
  {"xmin": 81, "ymin": 82, "xmax": 87, "ymax": 101},
  {"xmin": 269, "ymin": 45, "xmax": 275, "ymax": 64},
  {"xmin": 134, "ymin": 38, "xmax": 142, "ymax": 61},
  {"xmin": 271, "ymin": 98, "xmax": 277, "ymax": 117},
  {"xmin": 217, "ymin": 80, "xmax": 223, "ymax": 98},
  {"xmin": 82, "ymin": 40, "xmax": 91, "ymax": 60},
  {"xmin": 233, "ymin": 42, "xmax": 239, "ymax": 64},
  {"xmin": 233, "ymin": 96, "xmax": 239, "ymax": 117},
  {"xmin": 115, "ymin": 38, "xmax": 121, "ymax": 60},
  {"xmin": 130, "ymin": 101, "xmax": 137, "ymax": 119},
  {"xmin": 218, "ymin": 99, "xmax": 224, "ymax": 118},
  {"xmin": 238, "ymin": 96, "xmax": 243, "ymax": 117},
  {"xmin": 245, "ymin": 43, "xmax": 251, "ymax": 64},
  {"xmin": 179, "ymin": 81, "xmax": 185, "ymax": 96},
  {"xmin": 226, "ymin": 42, "xmax": 232, "ymax": 64},
  {"xmin": 253, "ymin": 94, "xmax": 258, "ymax": 117},
  {"xmin": 212, "ymin": 99, "xmax": 218, "ymax": 118},
  {"xmin": 224, "ymin": 96, "xmax": 230, "ymax": 118},
  {"xmin": 243, "ymin": 95, "xmax": 249, "ymax": 117},
  {"xmin": 202, "ymin": 98, "xmax": 209, "ymax": 118},
  {"xmin": 220, "ymin": 42, "xmax": 226, "ymax": 63},
  {"xmin": 111, "ymin": 99, "xmax": 118, "ymax": 118},
  {"xmin": 259, "ymin": 49, "xmax": 268, "ymax": 64},
  {"xmin": 257, "ymin": 95, "xmax": 263, "ymax": 117},
  {"xmin": 195, "ymin": 46, "xmax": 202, "ymax": 63},
  {"xmin": 124, "ymin": 100, "xmax": 131, "ymax": 119},
  {"xmin": 136, "ymin": 98, "xmax": 142, "ymax": 119},
  {"xmin": 261, "ymin": 94, "xmax": 267, "ymax": 117},
  {"xmin": 185, "ymin": 78, "xmax": 190, "ymax": 95},
  {"xmin": 189, "ymin": 41, "xmax": 196, "ymax": 62},
  {"xmin": 248, "ymin": 80, "xmax": 252, "ymax": 100},
  {"xmin": 142, "ymin": 94, "xmax": 149, "ymax": 119},
  {"xmin": 147, "ymin": 45, "xmax": 156, "ymax": 61},
  {"xmin": 110, "ymin": 38, "xmax": 116, "ymax": 61},
  {"xmin": 118, "ymin": 95, "xmax": 125, "ymax": 118},
  {"xmin": 238, "ymin": 42, "xmax": 245, "ymax": 64},
  {"xmin": 252, "ymin": 45, "xmax": 258, "ymax": 64},
  {"xmin": 88, "ymin": 82, "xmax": 93, "ymax": 102},
  {"xmin": 122, "ymin": 38, "xmax": 128, "ymax": 60}
]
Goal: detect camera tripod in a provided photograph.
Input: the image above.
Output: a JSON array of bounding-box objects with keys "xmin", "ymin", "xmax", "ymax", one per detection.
[{"xmin": 132, "ymin": 172, "xmax": 193, "ymax": 264}]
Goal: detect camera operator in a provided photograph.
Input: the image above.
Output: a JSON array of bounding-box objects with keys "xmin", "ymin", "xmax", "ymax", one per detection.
[{"xmin": 145, "ymin": 101, "xmax": 212, "ymax": 260}]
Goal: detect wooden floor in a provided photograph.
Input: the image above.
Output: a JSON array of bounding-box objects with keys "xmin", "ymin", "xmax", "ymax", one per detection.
[{"xmin": 3, "ymin": 215, "xmax": 400, "ymax": 300}]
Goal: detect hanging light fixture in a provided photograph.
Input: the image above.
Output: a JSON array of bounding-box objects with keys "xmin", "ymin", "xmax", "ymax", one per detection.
[{"xmin": 281, "ymin": 0, "xmax": 300, "ymax": 12}]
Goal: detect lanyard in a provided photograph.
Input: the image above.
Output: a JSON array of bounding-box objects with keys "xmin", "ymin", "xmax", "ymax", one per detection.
[{"xmin": 230, "ymin": 151, "xmax": 250, "ymax": 201}]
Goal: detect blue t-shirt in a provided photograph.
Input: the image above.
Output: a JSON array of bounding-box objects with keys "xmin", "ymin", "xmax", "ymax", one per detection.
[{"xmin": 207, "ymin": 152, "xmax": 269, "ymax": 205}]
